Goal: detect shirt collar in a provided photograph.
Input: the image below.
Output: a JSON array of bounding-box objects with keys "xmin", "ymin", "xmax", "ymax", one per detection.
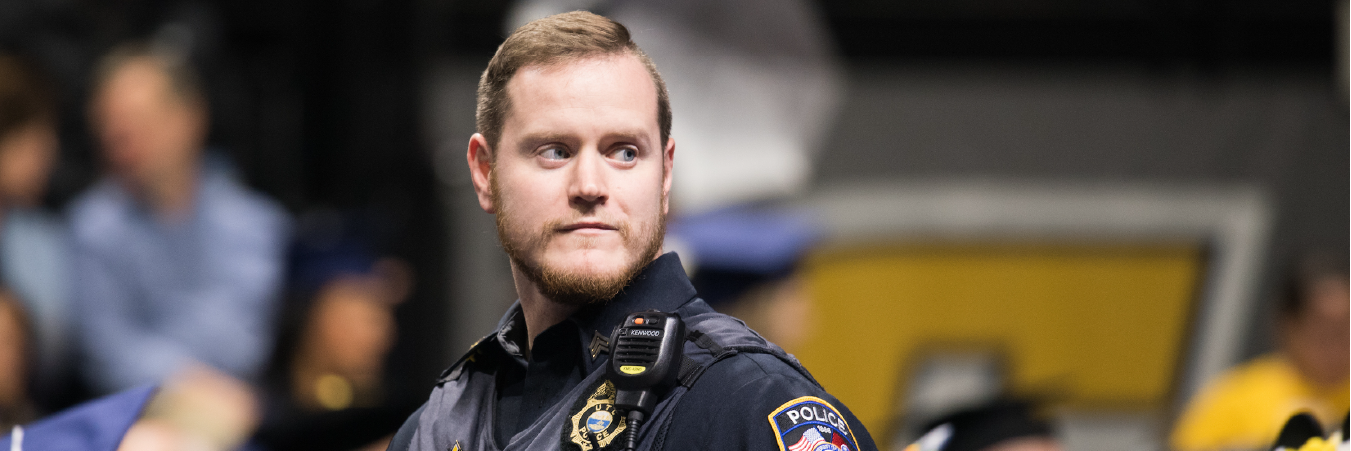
[{"xmin": 492, "ymin": 303, "xmax": 529, "ymax": 364}]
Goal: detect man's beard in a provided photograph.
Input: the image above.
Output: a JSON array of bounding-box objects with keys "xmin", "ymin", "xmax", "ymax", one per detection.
[{"xmin": 493, "ymin": 177, "xmax": 666, "ymax": 306}]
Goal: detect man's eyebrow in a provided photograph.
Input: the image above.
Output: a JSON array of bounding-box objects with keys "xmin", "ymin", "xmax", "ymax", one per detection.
[
  {"xmin": 603, "ymin": 129, "xmax": 653, "ymax": 146},
  {"xmin": 516, "ymin": 130, "xmax": 654, "ymax": 146},
  {"xmin": 518, "ymin": 132, "xmax": 573, "ymax": 144}
]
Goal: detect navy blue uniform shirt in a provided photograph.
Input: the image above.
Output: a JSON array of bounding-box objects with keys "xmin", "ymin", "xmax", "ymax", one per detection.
[{"xmin": 388, "ymin": 253, "xmax": 876, "ymax": 451}]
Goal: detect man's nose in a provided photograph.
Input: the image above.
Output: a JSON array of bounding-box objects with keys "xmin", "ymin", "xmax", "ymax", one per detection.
[{"xmin": 568, "ymin": 150, "xmax": 608, "ymax": 206}]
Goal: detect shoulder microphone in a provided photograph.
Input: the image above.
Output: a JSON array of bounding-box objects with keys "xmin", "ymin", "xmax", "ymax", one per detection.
[{"xmin": 607, "ymin": 311, "xmax": 685, "ymax": 451}]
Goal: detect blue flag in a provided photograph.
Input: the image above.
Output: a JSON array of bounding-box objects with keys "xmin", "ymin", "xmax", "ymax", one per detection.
[{"xmin": 1, "ymin": 384, "xmax": 157, "ymax": 451}]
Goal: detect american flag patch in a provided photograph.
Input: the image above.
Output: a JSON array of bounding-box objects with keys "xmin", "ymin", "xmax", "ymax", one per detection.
[{"xmin": 769, "ymin": 396, "xmax": 857, "ymax": 451}]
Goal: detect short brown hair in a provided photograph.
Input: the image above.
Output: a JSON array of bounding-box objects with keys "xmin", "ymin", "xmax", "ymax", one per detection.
[
  {"xmin": 0, "ymin": 53, "xmax": 55, "ymax": 140},
  {"xmin": 476, "ymin": 11, "xmax": 671, "ymax": 153}
]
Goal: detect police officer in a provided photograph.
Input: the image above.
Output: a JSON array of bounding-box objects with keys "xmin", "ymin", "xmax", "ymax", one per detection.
[{"xmin": 388, "ymin": 11, "xmax": 876, "ymax": 451}]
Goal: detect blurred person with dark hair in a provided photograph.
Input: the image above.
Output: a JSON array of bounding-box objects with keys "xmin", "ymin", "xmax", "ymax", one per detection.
[
  {"xmin": 0, "ymin": 51, "xmax": 73, "ymax": 410},
  {"xmin": 907, "ymin": 399, "xmax": 1062, "ymax": 451},
  {"xmin": 1172, "ymin": 251, "xmax": 1349, "ymax": 451},
  {"xmin": 250, "ymin": 211, "xmax": 416, "ymax": 451},
  {"xmin": 69, "ymin": 41, "xmax": 288, "ymax": 450},
  {"xmin": 389, "ymin": 11, "xmax": 874, "ymax": 451},
  {"xmin": 283, "ymin": 259, "xmax": 408, "ymax": 414}
]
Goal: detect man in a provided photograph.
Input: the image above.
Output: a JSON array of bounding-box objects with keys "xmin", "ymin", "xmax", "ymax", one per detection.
[
  {"xmin": 1171, "ymin": 252, "xmax": 1348, "ymax": 451},
  {"xmin": 69, "ymin": 43, "xmax": 288, "ymax": 449},
  {"xmin": 390, "ymin": 12, "xmax": 876, "ymax": 451}
]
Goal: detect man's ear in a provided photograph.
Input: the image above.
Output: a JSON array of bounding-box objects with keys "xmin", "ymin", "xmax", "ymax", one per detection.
[
  {"xmin": 467, "ymin": 133, "xmax": 496, "ymax": 214},
  {"xmin": 661, "ymin": 136, "xmax": 675, "ymax": 215}
]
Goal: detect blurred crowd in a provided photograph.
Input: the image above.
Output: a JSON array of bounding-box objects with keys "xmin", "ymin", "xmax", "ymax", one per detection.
[{"xmin": 0, "ymin": 44, "xmax": 416, "ymax": 450}]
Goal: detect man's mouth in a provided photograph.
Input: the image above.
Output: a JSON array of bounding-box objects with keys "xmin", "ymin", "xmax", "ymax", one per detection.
[{"xmin": 557, "ymin": 221, "xmax": 618, "ymax": 233}]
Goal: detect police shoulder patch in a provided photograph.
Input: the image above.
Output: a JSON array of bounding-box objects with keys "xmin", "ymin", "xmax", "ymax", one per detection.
[
  {"xmin": 561, "ymin": 379, "xmax": 628, "ymax": 451},
  {"xmin": 768, "ymin": 396, "xmax": 858, "ymax": 451}
]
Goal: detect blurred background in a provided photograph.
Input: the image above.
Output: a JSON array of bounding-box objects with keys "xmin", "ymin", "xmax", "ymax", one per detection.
[{"xmin": 0, "ymin": 0, "xmax": 1345, "ymax": 450}]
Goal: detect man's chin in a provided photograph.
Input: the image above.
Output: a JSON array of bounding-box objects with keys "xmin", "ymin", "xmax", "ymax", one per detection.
[
  {"xmin": 532, "ymin": 269, "xmax": 627, "ymax": 306},
  {"xmin": 543, "ymin": 249, "xmax": 634, "ymax": 273},
  {"xmin": 498, "ymin": 213, "xmax": 667, "ymax": 307},
  {"xmin": 529, "ymin": 253, "xmax": 640, "ymax": 306}
]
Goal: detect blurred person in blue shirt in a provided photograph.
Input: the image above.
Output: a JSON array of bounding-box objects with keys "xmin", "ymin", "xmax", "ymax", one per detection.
[{"xmin": 68, "ymin": 42, "xmax": 288, "ymax": 450}]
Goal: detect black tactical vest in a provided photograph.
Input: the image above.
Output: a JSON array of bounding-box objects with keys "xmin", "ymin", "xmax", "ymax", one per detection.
[{"xmin": 406, "ymin": 304, "xmax": 820, "ymax": 451}]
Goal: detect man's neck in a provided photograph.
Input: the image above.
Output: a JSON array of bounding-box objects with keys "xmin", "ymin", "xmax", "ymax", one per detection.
[
  {"xmin": 510, "ymin": 262, "xmax": 583, "ymax": 352},
  {"xmin": 132, "ymin": 160, "xmax": 200, "ymax": 222}
]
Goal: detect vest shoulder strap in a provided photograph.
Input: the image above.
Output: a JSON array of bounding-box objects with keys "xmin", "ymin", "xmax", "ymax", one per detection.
[{"xmin": 674, "ymin": 310, "xmax": 820, "ymax": 389}]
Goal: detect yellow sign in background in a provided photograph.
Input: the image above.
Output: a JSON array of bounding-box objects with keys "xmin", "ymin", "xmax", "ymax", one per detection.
[{"xmin": 792, "ymin": 243, "xmax": 1205, "ymax": 434}]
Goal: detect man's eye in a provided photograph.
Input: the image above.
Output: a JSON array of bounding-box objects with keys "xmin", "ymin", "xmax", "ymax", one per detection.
[
  {"xmin": 541, "ymin": 147, "xmax": 571, "ymax": 160},
  {"xmin": 614, "ymin": 148, "xmax": 637, "ymax": 162}
]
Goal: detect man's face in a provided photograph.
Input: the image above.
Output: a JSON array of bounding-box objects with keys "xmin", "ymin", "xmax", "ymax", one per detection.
[
  {"xmin": 91, "ymin": 58, "xmax": 204, "ymax": 191},
  {"xmin": 1283, "ymin": 275, "xmax": 1349, "ymax": 386},
  {"xmin": 469, "ymin": 53, "xmax": 674, "ymax": 304}
]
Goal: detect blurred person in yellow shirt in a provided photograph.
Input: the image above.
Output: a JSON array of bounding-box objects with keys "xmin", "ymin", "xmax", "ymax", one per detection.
[{"xmin": 1172, "ymin": 252, "xmax": 1349, "ymax": 451}]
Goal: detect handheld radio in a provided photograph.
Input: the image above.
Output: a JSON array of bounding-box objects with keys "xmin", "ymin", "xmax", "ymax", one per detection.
[{"xmin": 606, "ymin": 311, "xmax": 685, "ymax": 451}]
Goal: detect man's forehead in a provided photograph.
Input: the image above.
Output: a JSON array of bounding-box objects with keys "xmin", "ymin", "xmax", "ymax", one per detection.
[
  {"xmin": 514, "ymin": 51, "xmax": 639, "ymax": 80},
  {"xmin": 105, "ymin": 60, "xmax": 167, "ymax": 96},
  {"xmin": 501, "ymin": 53, "xmax": 659, "ymax": 134},
  {"xmin": 100, "ymin": 58, "xmax": 186, "ymax": 109},
  {"xmin": 509, "ymin": 53, "xmax": 653, "ymax": 96}
]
